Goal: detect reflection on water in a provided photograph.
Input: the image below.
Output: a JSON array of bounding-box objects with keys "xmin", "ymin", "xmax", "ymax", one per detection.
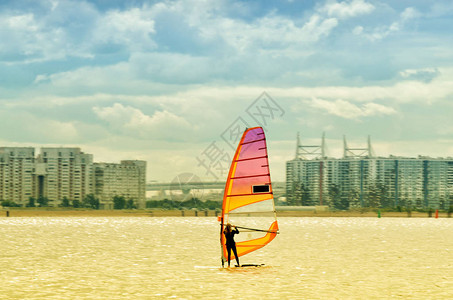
[{"xmin": 1, "ymin": 217, "xmax": 452, "ymax": 299}]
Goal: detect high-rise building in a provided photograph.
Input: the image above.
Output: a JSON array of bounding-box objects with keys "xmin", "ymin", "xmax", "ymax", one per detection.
[
  {"xmin": 94, "ymin": 160, "xmax": 146, "ymax": 209},
  {"xmin": 286, "ymin": 134, "xmax": 453, "ymax": 209},
  {"xmin": 0, "ymin": 146, "xmax": 146, "ymax": 209},
  {"xmin": 0, "ymin": 147, "xmax": 35, "ymax": 206},
  {"xmin": 35, "ymin": 148, "xmax": 93, "ymax": 206}
]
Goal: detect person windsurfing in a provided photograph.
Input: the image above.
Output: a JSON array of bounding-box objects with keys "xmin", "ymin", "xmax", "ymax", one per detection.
[{"xmin": 223, "ymin": 223, "xmax": 240, "ymax": 267}]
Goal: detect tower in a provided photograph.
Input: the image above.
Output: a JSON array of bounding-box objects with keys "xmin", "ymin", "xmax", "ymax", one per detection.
[
  {"xmin": 295, "ymin": 132, "xmax": 326, "ymax": 160},
  {"xmin": 343, "ymin": 135, "xmax": 374, "ymax": 158}
]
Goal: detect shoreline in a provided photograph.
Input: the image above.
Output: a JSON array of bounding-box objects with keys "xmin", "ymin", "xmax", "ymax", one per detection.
[{"xmin": 1, "ymin": 208, "xmax": 451, "ymax": 218}]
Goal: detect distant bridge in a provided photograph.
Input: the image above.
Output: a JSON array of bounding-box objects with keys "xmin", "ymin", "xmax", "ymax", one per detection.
[
  {"xmin": 146, "ymin": 181, "xmax": 225, "ymax": 191},
  {"xmin": 147, "ymin": 181, "xmax": 285, "ymax": 192}
]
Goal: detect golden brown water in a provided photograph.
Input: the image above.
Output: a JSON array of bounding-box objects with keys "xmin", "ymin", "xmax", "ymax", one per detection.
[{"xmin": 1, "ymin": 217, "xmax": 452, "ymax": 299}]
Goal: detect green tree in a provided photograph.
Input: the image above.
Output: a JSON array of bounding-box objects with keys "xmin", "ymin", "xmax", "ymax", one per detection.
[
  {"xmin": 329, "ymin": 184, "xmax": 348, "ymax": 210},
  {"xmin": 348, "ymin": 188, "xmax": 360, "ymax": 208},
  {"xmin": 37, "ymin": 196, "xmax": 49, "ymax": 207},
  {"xmin": 144, "ymin": 198, "xmax": 221, "ymax": 210},
  {"xmin": 301, "ymin": 185, "xmax": 312, "ymax": 206},
  {"xmin": 27, "ymin": 197, "xmax": 36, "ymax": 207},
  {"xmin": 72, "ymin": 199, "xmax": 81, "ymax": 208},
  {"xmin": 376, "ymin": 184, "xmax": 392, "ymax": 208},
  {"xmin": 290, "ymin": 181, "xmax": 303, "ymax": 206},
  {"xmin": 367, "ymin": 184, "xmax": 381, "ymax": 208},
  {"xmin": 126, "ymin": 199, "xmax": 136, "ymax": 209},
  {"xmin": 181, "ymin": 197, "xmax": 203, "ymax": 209},
  {"xmin": 113, "ymin": 195, "xmax": 126, "ymax": 209},
  {"xmin": 204, "ymin": 200, "xmax": 221, "ymax": 210},
  {"xmin": 83, "ymin": 194, "xmax": 100, "ymax": 209},
  {"xmin": 1, "ymin": 200, "xmax": 19, "ymax": 207},
  {"xmin": 61, "ymin": 197, "xmax": 70, "ymax": 207},
  {"xmin": 290, "ymin": 181, "xmax": 312, "ymax": 206}
]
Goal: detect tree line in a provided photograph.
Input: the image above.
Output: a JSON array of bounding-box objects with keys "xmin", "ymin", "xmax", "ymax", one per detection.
[
  {"xmin": 146, "ymin": 198, "xmax": 221, "ymax": 210},
  {"xmin": 1, "ymin": 194, "xmax": 137, "ymax": 210},
  {"xmin": 289, "ymin": 181, "xmax": 453, "ymax": 212}
]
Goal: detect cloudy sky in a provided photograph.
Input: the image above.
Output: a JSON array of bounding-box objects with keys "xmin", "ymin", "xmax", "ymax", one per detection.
[{"xmin": 1, "ymin": 0, "xmax": 453, "ymax": 182}]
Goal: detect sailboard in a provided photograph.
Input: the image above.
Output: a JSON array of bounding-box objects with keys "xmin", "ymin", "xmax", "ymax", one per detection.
[{"xmin": 219, "ymin": 126, "xmax": 279, "ymax": 267}]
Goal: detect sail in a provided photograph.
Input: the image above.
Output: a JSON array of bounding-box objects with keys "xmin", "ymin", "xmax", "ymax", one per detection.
[{"xmin": 220, "ymin": 126, "xmax": 279, "ymax": 265}]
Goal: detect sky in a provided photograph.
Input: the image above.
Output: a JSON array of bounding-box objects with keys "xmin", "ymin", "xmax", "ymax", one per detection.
[{"xmin": 1, "ymin": 0, "xmax": 453, "ymax": 183}]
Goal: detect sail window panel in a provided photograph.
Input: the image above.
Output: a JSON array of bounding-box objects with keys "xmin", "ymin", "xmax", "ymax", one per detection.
[
  {"xmin": 229, "ymin": 176, "xmax": 271, "ymax": 196},
  {"xmin": 234, "ymin": 158, "xmax": 269, "ymax": 178},
  {"xmin": 238, "ymin": 140, "xmax": 267, "ymax": 161},
  {"xmin": 253, "ymin": 184, "xmax": 270, "ymax": 193}
]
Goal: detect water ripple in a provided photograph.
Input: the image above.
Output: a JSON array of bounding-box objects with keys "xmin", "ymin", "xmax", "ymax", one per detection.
[{"xmin": 0, "ymin": 217, "xmax": 452, "ymax": 299}]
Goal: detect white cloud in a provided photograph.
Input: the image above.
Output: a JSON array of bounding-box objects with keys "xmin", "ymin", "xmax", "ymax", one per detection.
[
  {"xmin": 308, "ymin": 98, "xmax": 396, "ymax": 119},
  {"xmin": 36, "ymin": 62, "xmax": 131, "ymax": 90},
  {"xmin": 0, "ymin": 1, "xmax": 99, "ymax": 63},
  {"xmin": 362, "ymin": 103, "xmax": 396, "ymax": 116},
  {"xmin": 321, "ymin": 0, "xmax": 375, "ymax": 20},
  {"xmin": 94, "ymin": 8, "xmax": 156, "ymax": 51},
  {"xmin": 0, "ymin": 13, "xmax": 53, "ymax": 62},
  {"xmin": 36, "ymin": 120, "xmax": 79, "ymax": 141},
  {"xmin": 356, "ymin": 6, "xmax": 420, "ymax": 41},
  {"xmin": 141, "ymin": 0, "xmax": 341, "ymax": 53},
  {"xmin": 399, "ymin": 68, "xmax": 440, "ymax": 82},
  {"xmin": 272, "ymin": 66, "xmax": 453, "ymax": 104},
  {"xmin": 352, "ymin": 25, "xmax": 363, "ymax": 35},
  {"xmin": 33, "ymin": 74, "xmax": 51, "ymax": 84},
  {"xmin": 93, "ymin": 103, "xmax": 193, "ymax": 140},
  {"xmin": 429, "ymin": 2, "xmax": 453, "ymax": 17},
  {"xmin": 0, "ymin": 1, "xmax": 158, "ymax": 63},
  {"xmin": 301, "ymin": 15, "xmax": 339, "ymax": 42},
  {"xmin": 5, "ymin": 14, "xmax": 37, "ymax": 30},
  {"xmin": 197, "ymin": 12, "xmax": 339, "ymax": 52},
  {"xmin": 0, "ymin": 108, "xmax": 79, "ymax": 143},
  {"xmin": 401, "ymin": 7, "xmax": 420, "ymax": 21}
]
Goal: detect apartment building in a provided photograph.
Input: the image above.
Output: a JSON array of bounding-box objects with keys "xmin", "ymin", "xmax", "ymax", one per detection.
[
  {"xmin": 94, "ymin": 160, "xmax": 146, "ymax": 209},
  {"xmin": 0, "ymin": 147, "xmax": 146, "ymax": 208},
  {"xmin": 0, "ymin": 147, "xmax": 35, "ymax": 206},
  {"xmin": 286, "ymin": 135, "xmax": 453, "ymax": 209},
  {"xmin": 35, "ymin": 148, "xmax": 93, "ymax": 205}
]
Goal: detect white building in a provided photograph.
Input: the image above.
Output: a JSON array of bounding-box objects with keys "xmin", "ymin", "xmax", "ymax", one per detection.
[
  {"xmin": 286, "ymin": 135, "xmax": 453, "ymax": 209},
  {"xmin": 94, "ymin": 160, "xmax": 146, "ymax": 209},
  {"xmin": 36, "ymin": 148, "xmax": 93, "ymax": 206},
  {"xmin": 0, "ymin": 147, "xmax": 146, "ymax": 209},
  {"xmin": 0, "ymin": 147, "xmax": 35, "ymax": 206}
]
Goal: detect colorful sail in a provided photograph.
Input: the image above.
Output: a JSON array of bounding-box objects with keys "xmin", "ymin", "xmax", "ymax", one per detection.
[{"xmin": 220, "ymin": 127, "xmax": 279, "ymax": 266}]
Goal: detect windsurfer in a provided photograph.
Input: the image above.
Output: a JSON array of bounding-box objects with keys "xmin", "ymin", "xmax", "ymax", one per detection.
[{"xmin": 223, "ymin": 223, "xmax": 240, "ymax": 267}]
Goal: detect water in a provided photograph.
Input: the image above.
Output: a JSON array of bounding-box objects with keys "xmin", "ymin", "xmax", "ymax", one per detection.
[{"xmin": 1, "ymin": 217, "xmax": 452, "ymax": 299}]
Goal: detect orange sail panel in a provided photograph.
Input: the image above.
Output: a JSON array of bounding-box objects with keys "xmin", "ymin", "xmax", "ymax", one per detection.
[{"xmin": 220, "ymin": 127, "xmax": 279, "ymax": 266}]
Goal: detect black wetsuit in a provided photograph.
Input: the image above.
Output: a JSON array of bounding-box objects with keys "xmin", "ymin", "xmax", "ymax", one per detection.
[{"xmin": 224, "ymin": 227, "xmax": 240, "ymax": 266}]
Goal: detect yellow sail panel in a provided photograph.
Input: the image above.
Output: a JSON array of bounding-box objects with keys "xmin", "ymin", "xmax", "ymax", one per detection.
[
  {"xmin": 224, "ymin": 221, "xmax": 279, "ymax": 262},
  {"xmin": 225, "ymin": 194, "xmax": 273, "ymax": 212},
  {"xmin": 220, "ymin": 127, "xmax": 279, "ymax": 266}
]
